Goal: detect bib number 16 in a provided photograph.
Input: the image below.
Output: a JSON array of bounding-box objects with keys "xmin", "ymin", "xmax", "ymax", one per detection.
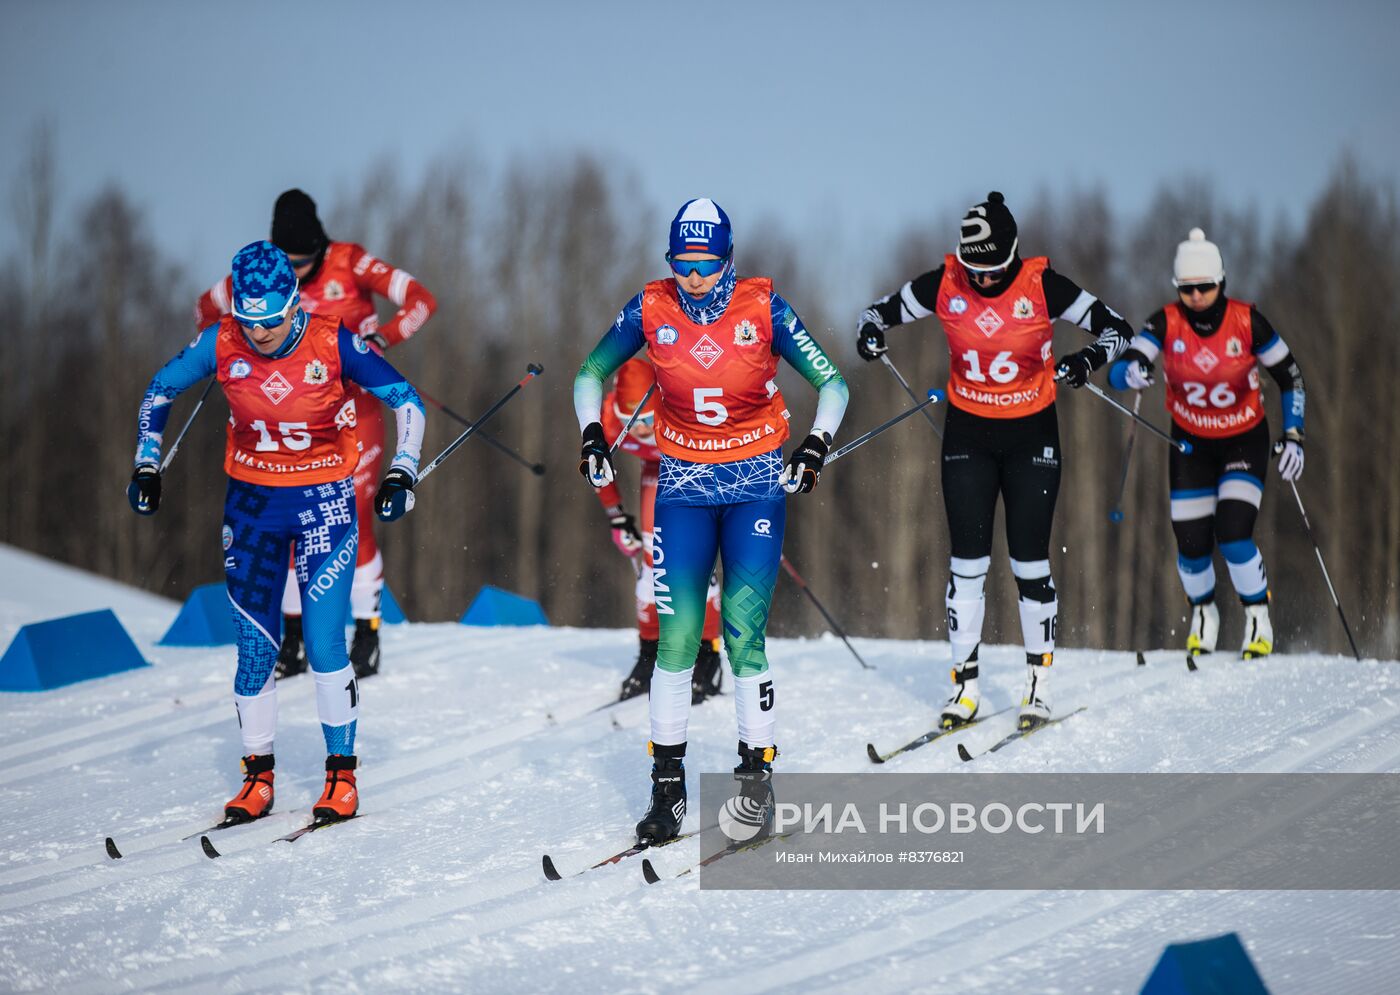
[{"xmin": 962, "ymin": 349, "xmax": 1019, "ymax": 384}]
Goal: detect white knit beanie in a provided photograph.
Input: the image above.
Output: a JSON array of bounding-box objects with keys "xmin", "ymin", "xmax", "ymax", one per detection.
[{"xmin": 1173, "ymin": 227, "xmax": 1225, "ymax": 284}]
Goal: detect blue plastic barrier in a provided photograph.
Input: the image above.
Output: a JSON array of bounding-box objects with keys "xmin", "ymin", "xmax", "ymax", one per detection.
[
  {"xmin": 161, "ymin": 582, "xmax": 407, "ymax": 647},
  {"xmin": 0, "ymin": 609, "xmax": 150, "ymax": 691},
  {"xmin": 159, "ymin": 583, "xmax": 237, "ymax": 646},
  {"xmin": 460, "ymin": 585, "xmax": 549, "ymax": 627},
  {"xmin": 1140, "ymin": 932, "xmax": 1269, "ymax": 994},
  {"xmin": 377, "ymin": 585, "xmax": 407, "ymax": 625}
]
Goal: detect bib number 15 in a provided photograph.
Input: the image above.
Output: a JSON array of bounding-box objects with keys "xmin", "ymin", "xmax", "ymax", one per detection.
[
  {"xmin": 693, "ymin": 387, "xmax": 729, "ymax": 426},
  {"xmin": 962, "ymin": 349, "xmax": 1019, "ymax": 384},
  {"xmin": 250, "ymin": 420, "xmax": 311, "ymax": 451}
]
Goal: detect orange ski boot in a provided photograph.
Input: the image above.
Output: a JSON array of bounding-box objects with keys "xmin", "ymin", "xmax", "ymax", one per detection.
[
  {"xmin": 224, "ymin": 754, "xmax": 275, "ymax": 823},
  {"xmin": 313, "ymin": 755, "xmax": 359, "ymax": 821}
]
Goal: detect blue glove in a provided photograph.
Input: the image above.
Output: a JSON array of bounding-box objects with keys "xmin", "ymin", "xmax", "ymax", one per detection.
[
  {"xmin": 375, "ymin": 468, "xmax": 416, "ymax": 522},
  {"xmin": 127, "ymin": 465, "xmax": 161, "ymax": 515}
]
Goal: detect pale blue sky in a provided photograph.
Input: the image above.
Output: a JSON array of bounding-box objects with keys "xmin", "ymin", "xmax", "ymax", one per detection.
[{"xmin": 3, "ymin": 0, "xmax": 1397, "ymax": 290}]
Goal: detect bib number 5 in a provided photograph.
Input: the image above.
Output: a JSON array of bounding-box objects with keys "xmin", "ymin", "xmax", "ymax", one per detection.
[{"xmin": 693, "ymin": 387, "xmax": 729, "ymax": 426}]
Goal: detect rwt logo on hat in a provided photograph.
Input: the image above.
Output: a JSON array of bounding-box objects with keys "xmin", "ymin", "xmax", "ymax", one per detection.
[{"xmin": 670, "ymin": 198, "xmax": 733, "ymax": 259}]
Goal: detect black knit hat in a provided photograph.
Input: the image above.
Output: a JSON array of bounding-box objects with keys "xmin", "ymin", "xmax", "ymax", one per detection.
[
  {"xmin": 270, "ymin": 189, "xmax": 328, "ymax": 256},
  {"xmin": 957, "ymin": 191, "xmax": 1018, "ymax": 270}
]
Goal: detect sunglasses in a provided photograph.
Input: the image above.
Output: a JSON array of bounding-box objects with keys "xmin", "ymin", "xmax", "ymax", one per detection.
[
  {"xmin": 666, "ymin": 253, "xmax": 729, "ymax": 278},
  {"xmin": 286, "ymin": 253, "xmax": 319, "ymax": 269},
  {"xmin": 1176, "ymin": 282, "xmax": 1219, "ymax": 296},
  {"xmin": 236, "ymin": 293, "xmax": 299, "ymax": 332},
  {"xmin": 963, "ymin": 263, "xmax": 1009, "ymax": 286}
]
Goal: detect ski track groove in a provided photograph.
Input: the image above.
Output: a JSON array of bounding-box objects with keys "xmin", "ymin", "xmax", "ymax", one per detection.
[
  {"xmin": 0, "ymin": 676, "xmax": 643, "ymax": 911},
  {"xmin": 4, "ymin": 599, "xmax": 1399, "ymax": 993}
]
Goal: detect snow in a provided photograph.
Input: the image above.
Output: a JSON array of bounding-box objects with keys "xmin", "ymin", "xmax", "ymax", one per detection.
[{"xmin": 2, "ymin": 543, "xmax": 1398, "ymax": 993}]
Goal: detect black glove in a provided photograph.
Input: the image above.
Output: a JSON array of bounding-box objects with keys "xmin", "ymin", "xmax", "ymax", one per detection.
[
  {"xmin": 856, "ymin": 318, "xmax": 887, "ymax": 362},
  {"xmin": 607, "ymin": 508, "xmax": 644, "ymax": 556},
  {"xmin": 1054, "ymin": 347, "xmax": 1101, "ymax": 388},
  {"xmin": 579, "ymin": 421, "xmax": 615, "ymax": 487},
  {"xmin": 374, "ymin": 467, "xmax": 416, "ymax": 522},
  {"xmin": 127, "ymin": 465, "xmax": 161, "ymax": 515},
  {"xmin": 782, "ymin": 432, "xmax": 830, "ymax": 494}
]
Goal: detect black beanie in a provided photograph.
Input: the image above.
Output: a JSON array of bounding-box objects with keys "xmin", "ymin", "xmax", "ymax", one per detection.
[
  {"xmin": 957, "ymin": 191, "xmax": 1018, "ymax": 269},
  {"xmin": 270, "ymin": 189, "xmax": 328, "ymax": 255}
]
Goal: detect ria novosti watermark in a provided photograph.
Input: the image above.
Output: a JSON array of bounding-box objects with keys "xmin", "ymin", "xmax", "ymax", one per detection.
[{"xmin": 694, "ymin": 773, "xmax": 1400, "ymax": 890}]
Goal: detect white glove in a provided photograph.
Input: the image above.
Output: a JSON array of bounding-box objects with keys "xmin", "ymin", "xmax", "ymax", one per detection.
[
  {"xmin": 1277, "ymin": 440, "xmax": 1305, "ymax": 482},
  {"xmin": 1124, "ymin": 360, "xmax": 1155, "ymax": 390}
]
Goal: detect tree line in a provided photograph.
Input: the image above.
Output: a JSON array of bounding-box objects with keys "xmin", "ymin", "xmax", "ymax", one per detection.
[{"xmin": 5, "ymin": 133, "xmax": 1397, "ymax": 660}]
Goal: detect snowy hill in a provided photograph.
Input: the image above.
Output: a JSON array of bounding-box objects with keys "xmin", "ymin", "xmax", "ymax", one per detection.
[{"xmin": 2, "ymin": 544, "xmax": 1399, "ymax": 993}]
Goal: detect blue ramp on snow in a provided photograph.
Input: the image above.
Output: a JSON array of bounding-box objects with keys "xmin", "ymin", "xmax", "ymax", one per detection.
[
  {"xmin": 0, "ymin": 609, "xmax": 150, "ymax": 691},
  {"xmin": 159, "ymin": 582, "xmax": 236, "ymax": 646},
  {"xmin": 1140, "ymin": 932, "xmax": 1269, "ymax": 994},
  {"xmin": 460, "ymin": 585, "xmax": 549, "ymax": 627},
  {"xmin": 161, "ymin": 582, "xmax": 408, "ymax": 646}
]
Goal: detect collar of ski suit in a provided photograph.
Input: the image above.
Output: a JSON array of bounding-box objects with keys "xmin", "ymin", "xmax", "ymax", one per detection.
[{"xmin": 675, "ymin": 258, "xmax": 737, "ymax": 325}]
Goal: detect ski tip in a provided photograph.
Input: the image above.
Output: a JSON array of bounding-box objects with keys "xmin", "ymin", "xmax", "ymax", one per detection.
[
  {"xmin": 200, "ymin": 835, "xmax": 222, "ymax": 859},
  {"xmin": 1136, "ymin": 651, "xmax": 1147, "ymax": 667},
  {"xmin": 542, "ymin": 854, "xmax": 562, "ymax": 881},
  {"xmin": 957, "ymin": 743, "xmax": 974, "ymax": 763},
  {"xmin": 641, "ymin": 858, "xmax": 660, "ymax": 884},
  {"xmin": 866, "ymin": 744, "xmax": 885, "ymax": 765},
  {"xmin": 104, "ymin": 837, "xmax": 122, "ymax": 860}
]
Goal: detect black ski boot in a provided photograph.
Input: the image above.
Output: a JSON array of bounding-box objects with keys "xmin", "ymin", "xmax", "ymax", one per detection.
[
  {"xmin": 691, "ymin": 638, "xmax": 723, "ymax": 704},
  {"xmin": 619, "ymin": 637, "xmax": 659, "ymax": 701},
  {"xmin": 274, "ymin": 614, "xmax": 307, "ymax": 679},
  {"xmin": 727, "ymin": 742, "xmax": 776, "ymax": 846},
  {"xmin": 350, "ymin": 617, "xmax": 381, "ymax": 679},
  {"xmin": 635, "ymin": 741, "xmax": 686, "ymax": 845}
]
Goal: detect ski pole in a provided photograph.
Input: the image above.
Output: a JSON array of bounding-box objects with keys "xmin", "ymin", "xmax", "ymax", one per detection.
[
  {"xmin": 1108, "ymin": 392, "xmax": 1142, "ymax": 523},
  {"xmin": 418, "ymin": 388, "xmax": 545, "ymax": 476},
  {"xmin": 611, "ymin": 382, "xmax": 657, "ymax": 453},
  {"xmin": 780, "ymin": 555, "xmax": 873, "ymax": 670},
  {"xmin": 1276, "ymin": 461, "xmax": 1362, "ymax": 661},
  {"xmin": 825, "ymin": 390, "xmax": 945, "ymax": 467},
  {"xmin": 880, "ymin": 355, "xmax": 944, "ymax": 439},
  {"xmin": 1083, "ymin": 382, "xmax": 1191, "ymax": 454},
  {"xmin": 159, "ymin": 378, "xmax": 216, "ymax": 474},
  {"xmin": 417, "ymin": 364, "xmax": 543, "ymax": 484}
]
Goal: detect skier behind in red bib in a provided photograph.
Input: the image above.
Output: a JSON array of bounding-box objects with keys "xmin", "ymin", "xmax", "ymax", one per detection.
[
  {"xmin": 595, "ymin": 357, "xmax": 726, "ymax": 704},
  {"xmin": 196, "ymin": 190, "xmax": 437, "ymax": 680},
  {"xmin": 575, "ymin": 199, "xmax": 848, "ymax": 845},
  {"xmin": 131, "ymin": 240, "xmax": 426, "ymax": 824},
  {"xmin": 856, "ymin": 192, "xmax": 1133, "ymax": 732},
  {"xmin": 1110, "ymin": 228, "xmax": 1306, "ymax": 660}
]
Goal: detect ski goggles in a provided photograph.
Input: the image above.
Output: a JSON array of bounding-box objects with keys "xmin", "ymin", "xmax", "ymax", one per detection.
[
  {"xmin": 666, "ymin": 252, "xmax": 729, "ymax": 278},
  {"xmin": 233, "ymin": 290, "xmax": 300, "ymax": 331},
  {"xmin": 613, "ymin": 402, "xmax": 655, "ymax": 428},
  {"xmin": 1174, "ymin": 281, "xmax": 1219, "ymax": 296}
]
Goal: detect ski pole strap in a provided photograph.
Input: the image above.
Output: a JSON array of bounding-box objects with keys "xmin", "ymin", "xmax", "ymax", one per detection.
[
  {"xmin": 417, "ymin": 363, "xmax": 544, "ymax": 485},
  {"xmin": 1083, "ymin": 382, "xmax": 1191, "ymax": 454},
  {"xmin": 880, "ymin": 355, "xmax": 944, "ymax": 439},
  {"xmin": 825, "ymin": 390, "xmax": 945, "ymax": 467},
  {"xmin": 159, "ymin": 378, "xmax": 216, "ymax": 474},
  {"xmin": 419, "ymin": 388, "xmax": 546, "ymax": 476},
  {"xmin": 610, "ymin": 382, "xmax": 657, "ymax": 454}
]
